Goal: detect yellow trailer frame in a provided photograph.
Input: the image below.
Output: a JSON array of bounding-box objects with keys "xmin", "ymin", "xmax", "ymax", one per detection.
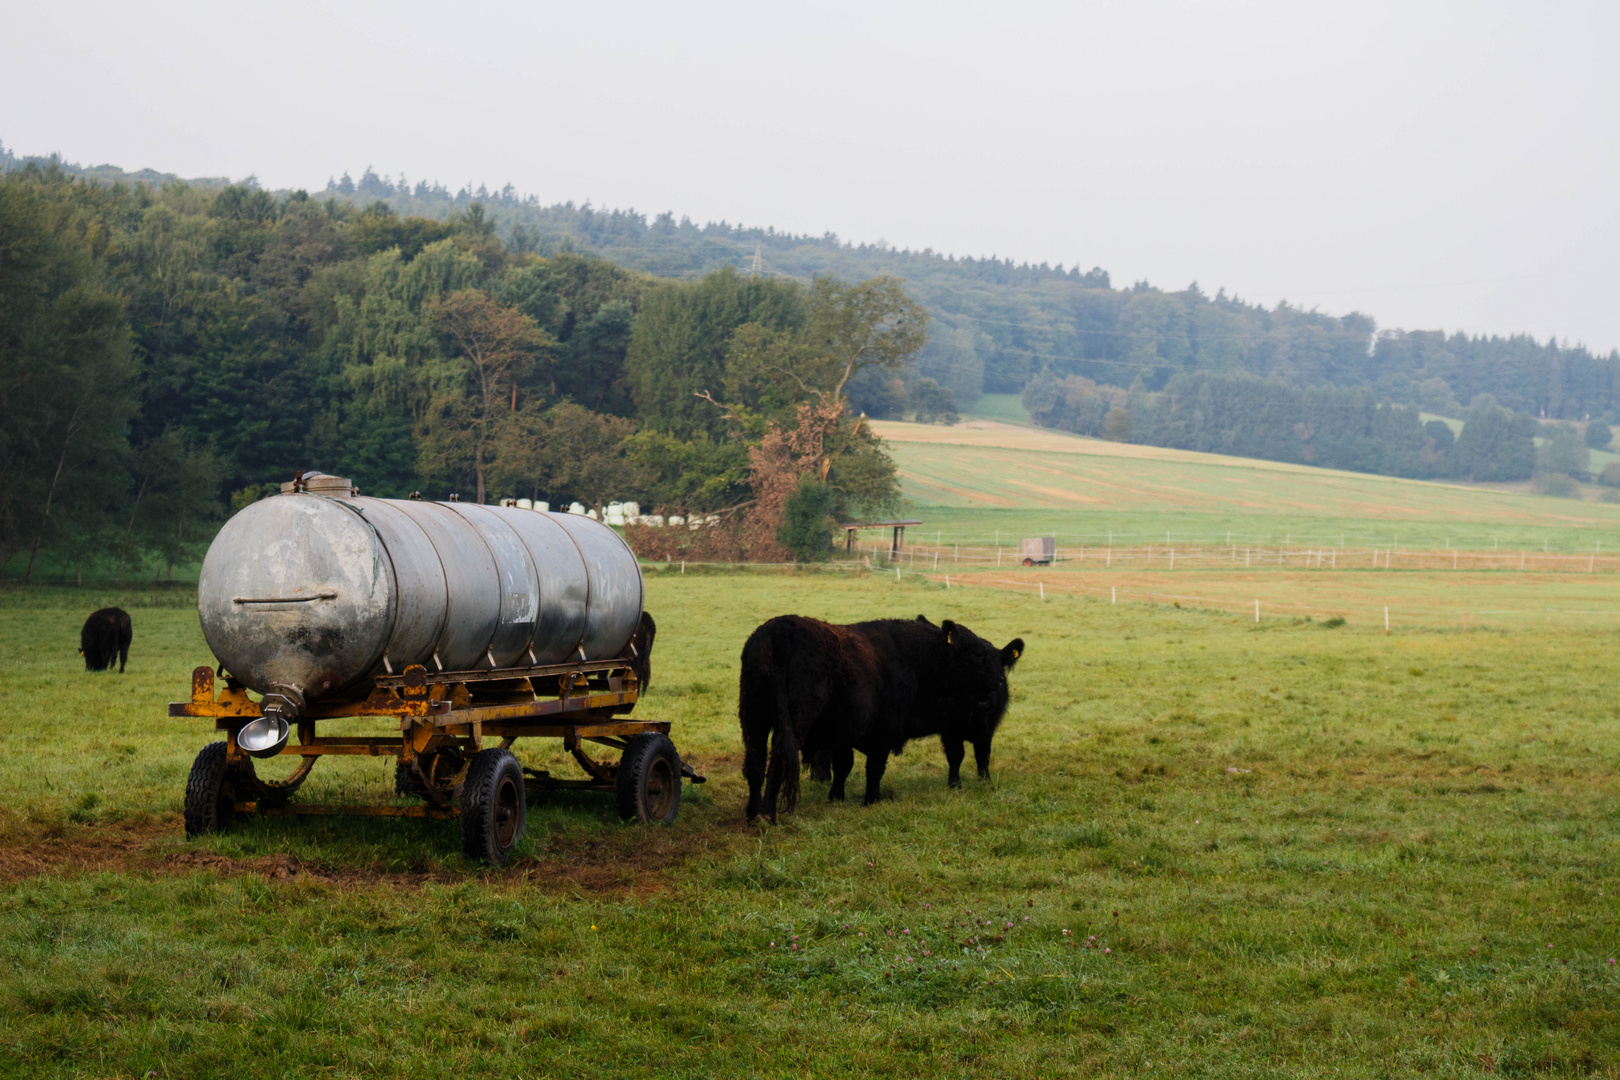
[{"xmin": 173, "ymin": 658, "xmax": 702, "ymax": 862}]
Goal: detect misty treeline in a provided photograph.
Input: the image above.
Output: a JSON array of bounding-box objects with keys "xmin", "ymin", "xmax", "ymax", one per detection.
[
  {"xmin": 5, "ymin": 148, "xmax": 1616, "ymax": 580},
  {"xmin": 297, "ymin": 166, "xmax": 1620, "ymax": 486},
  {"xmin": 0, "ymin": 164, "xmax": 931, "ymax": 578},
  {"xmin": 1022, "ymin": 371, "xmax": 1576, "ymax": 483},
  {"xmin": 12, "ymin": 148, "xmax": 1616, "ymax": 419},
  {"xmin": 292, "ymin": 165, "xmax": 1619, "ymax": 420}
]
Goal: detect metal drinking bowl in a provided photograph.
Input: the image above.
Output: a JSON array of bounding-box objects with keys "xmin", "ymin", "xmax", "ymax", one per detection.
[{"xmin": 238, "ymin": 714, "xmax": 290, "ymax": 759}]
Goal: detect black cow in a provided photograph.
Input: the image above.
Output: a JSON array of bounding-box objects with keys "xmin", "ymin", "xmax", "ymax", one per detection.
[
  {"xmin": 870, "ymin": 615, "xmax": 1023, "ymax": 792},
  {"xmin": 627, "ymin": 611, "xmax": 657, "ymax": 691},
  {"xmin": 738, "ymin": 615, "xmax": 881, "ymax": 823},
  {"xmin": 80, "ymin": 607, "xmax": 132, "ymax": 672},
  {"xmin": 739, "ymin": 614, "xmax": 1022, "ymax": 823}
]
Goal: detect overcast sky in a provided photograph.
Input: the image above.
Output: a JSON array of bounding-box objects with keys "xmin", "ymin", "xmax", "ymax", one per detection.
[{"xmin": 5, "ymin": 0, "xmax": 1617, "ymax": 353}]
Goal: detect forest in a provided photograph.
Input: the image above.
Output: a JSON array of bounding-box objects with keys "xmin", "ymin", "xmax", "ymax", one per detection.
[
  {"xmin": 3, "ymin": 147, "xmax": 1616, "ymax": 579},
  {"xmin": 296, "ymin": 164, "xmax": 1620, "ymax": 423},
  {"xmin": 1020, "ymin": 369, "xmax": 1595, "ymax": 484},
  {"xmin": 13, "ymin": 148, "xmax": 1616, "ymax": 420},
  {"xmin": 0, "ymin": 163, "xmax": 929, "ymax": 580}
]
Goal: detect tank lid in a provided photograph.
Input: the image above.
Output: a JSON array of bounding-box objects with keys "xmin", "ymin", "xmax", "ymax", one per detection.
[{"xmin": 280, "ymin": 471, "xmax": 355, "ymax": 497}]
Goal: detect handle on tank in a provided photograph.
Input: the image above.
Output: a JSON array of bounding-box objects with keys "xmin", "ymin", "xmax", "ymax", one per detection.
[{"xmin": 232, "ymin": 592, "xmax": 338, "ymax": 604}]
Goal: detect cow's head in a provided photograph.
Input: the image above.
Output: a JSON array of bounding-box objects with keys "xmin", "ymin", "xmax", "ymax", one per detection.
[{"xmin": 939, "ymin": 619, "xmax": 1024, "ymax": 740}]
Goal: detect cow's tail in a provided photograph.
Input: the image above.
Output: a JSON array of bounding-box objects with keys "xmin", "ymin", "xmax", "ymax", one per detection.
[{"xmin": 769, "ymin": 647, "xmax": 801, "ymax": 813}]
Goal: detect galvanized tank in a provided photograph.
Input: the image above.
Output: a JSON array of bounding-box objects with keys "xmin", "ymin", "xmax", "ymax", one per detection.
[{"xmin": 196, "ymin": 474, "xmax": 643, "ymax": 698}]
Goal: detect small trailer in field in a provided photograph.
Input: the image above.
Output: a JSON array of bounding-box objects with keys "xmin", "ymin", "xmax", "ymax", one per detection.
[
  {"xmin": 1020, "ymin": 537, "xmax": 1056, "ymax": 566},
  {"xmin": 174, "ymin": 472, "xmax": 702, "ymax": 864},
  {"xmin": 174, "ymin": 654, "xmax": 696, "ymax": 864}
]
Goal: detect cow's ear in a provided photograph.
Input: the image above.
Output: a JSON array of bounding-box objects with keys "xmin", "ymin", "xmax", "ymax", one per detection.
[
  {"xmin": 1001, "ymin": 638, "xmax": 1024, "ymax": 669},
  {"xmin": 941, "ymin": 619, "xmax": 957, "ymax": 644},
  {"xmin": 915, "ymin": 614, "xmax": 933, "ymax": 626}
]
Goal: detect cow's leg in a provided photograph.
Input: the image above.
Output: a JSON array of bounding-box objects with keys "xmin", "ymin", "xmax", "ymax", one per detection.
[
  {"xmin": 828, "ymin": 746, "xmax": 854, "ymax": 801},
  {"xmin": 743, "ymin": 726, "xmax": 769, "ymax": 822},
  {"xmin": 761, "ymin": 743, "xmax": 785, "ymax": 824},
  {"xmin": 942, "ymin": 737, "xmax": 966, "ymax": 788},
  {"xmin": 862, "ymin": 749, "xmax": 889, "ymax": 806},
  {"xmin": 118, "ymin": 644, "xmax": 128, "ymax": 673},
  {"xmin": 973, "ymin": 738, "xmax": 993, "ymax": 780}
]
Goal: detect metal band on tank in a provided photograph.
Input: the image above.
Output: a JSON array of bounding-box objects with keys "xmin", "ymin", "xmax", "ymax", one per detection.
[
  {"xmin": 327, "ymin": 498, "xmax": 400, "ymax": 685},
  {"xmin": 349, "ymin": 496, "xmax": 453, "ymax": 680},
  {"xmin": 303, "ymin": 494, "xmax": 401, "ymax": 690},
  {"xmin": 545, "ymin": 511, "xmax": 643, "ymax": 662},
  {"xmin": 491, "ymin": 507, "xmax": 592, "ymax": 664},
  {"xmin": 383, "ymin": 501, "xmax": 455, "ymax": 668},
  {"xmin": 442, "ymin": 503, "xmax": 543, "ymax": 667},
  {"xmin": 389, "ymin": 500, "xmax": 503, "ymax": 671},
  {"xmin": 603, "ymin": 515, "xmax": 644, "ymax": 637},
  {"xmin": 548, "ymin": 512, "xmax": 592, "ymax": 659},
  {"xmin": 429, "ymin": 501, "xmax": 502, "ymax": 666}
]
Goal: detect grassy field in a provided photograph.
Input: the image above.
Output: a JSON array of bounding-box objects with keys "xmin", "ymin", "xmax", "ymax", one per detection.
[
  {"xmin": 965, "ymin": 392, "xmax": 1035, "ymax": 425},
  {"xmin": 2, "ymin": 572, "xmax": 1618, "ymax": 1078},
  {"xmin": 866, "ymin": 419, "xmax": 1620, "ymax": 550}
]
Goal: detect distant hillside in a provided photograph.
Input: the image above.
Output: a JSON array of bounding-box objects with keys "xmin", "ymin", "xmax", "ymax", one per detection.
[
  {"xmin": 6, "ymin": 143, "xmax": 1618, "ymax": 421},
  {"xmin": 303, "ymin": 168, "xmax": 1620, "ymax": 423},
  {"xmin": 870, "ymin": 417, "xmax": 1620, "ymax": 547}
]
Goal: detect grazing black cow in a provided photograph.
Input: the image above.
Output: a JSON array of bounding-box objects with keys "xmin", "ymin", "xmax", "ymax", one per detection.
[
  {"xmin": 80, "ymin": 607, "xmax": 132, "ymax": 672},
  {"xmin": 739, "ymin": 614, "xmax": 1022, "ymax": 823},
  {"xmin": 627, "ymin": 611, "xmax": 657, "ymax": 691},
  {"xmin": 738, "ymin": 615, "xmax": 882, "ymax": 823}
]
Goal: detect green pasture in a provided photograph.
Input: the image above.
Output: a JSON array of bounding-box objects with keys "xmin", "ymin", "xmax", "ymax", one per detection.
[
  {"xmin": 876, "ymin": 435, "xmax": 1620, "ymax": 551},
  {"xmin": 966, "ymin": 392, "xmax": 1035, "ymax": 425},
  {"xmin": 872, "ymin": 506, "xmax": 1620, "ymax": 553},
  {"xmin": 2, "ymin": 572, "xmax": 1618, "ymax": 1077}
]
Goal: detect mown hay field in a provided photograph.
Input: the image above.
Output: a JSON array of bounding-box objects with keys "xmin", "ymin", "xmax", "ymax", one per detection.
[
  {"xmin": 869, "ymin": 419, "xmax": 1620, "ymax": 551},
  {"xmin": 1, "ymin": 570, "xmax": 1618, "ymax": 1078}
]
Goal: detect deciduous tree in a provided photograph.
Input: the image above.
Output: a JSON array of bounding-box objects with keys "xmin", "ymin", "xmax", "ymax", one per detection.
[{"xmin": 419, "ymin": 289, "xmax": 553, "ymax": 503}]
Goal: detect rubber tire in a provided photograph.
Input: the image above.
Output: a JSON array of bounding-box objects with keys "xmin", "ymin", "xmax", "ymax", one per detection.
[
  {"xmin": 1022, "ymin": 557, "xmax": 1034, "ymax": 566},
  {"xmin": 461, "ymin": 749, "xmax": 526, "ymax": 864},
  {"xmin": 184, "ymin": 742, "xmax": 239, "ymax": 838},
  {"xmin": 616, "ymin": 734, "xmax": 682, "ymax": 824}
]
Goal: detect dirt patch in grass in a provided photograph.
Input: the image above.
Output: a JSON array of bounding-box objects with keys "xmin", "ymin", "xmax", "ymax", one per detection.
[
  {"xmin": 0, "ymin": 816, "xmax": 176, "ymax": 883},
  {"xmin": 0, "ymin": 802, "xmax": 754, "ymax": 897},
  {"xmin": 524, "ymin": 816, "xmax": 750, "ymax": 898},
  {"xmin": 162, "ymin": 848, "xmax": 349, "ymax": 882}
]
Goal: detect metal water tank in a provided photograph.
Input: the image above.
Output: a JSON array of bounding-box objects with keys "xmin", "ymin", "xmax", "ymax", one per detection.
[{"xmin": 196, "ymin": 474, "xmax": 643, "ymax": 699}]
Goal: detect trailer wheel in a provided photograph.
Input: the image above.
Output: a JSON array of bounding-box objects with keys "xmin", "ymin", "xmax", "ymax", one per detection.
[
  {"xmin": 617, "ymin": 734, "xmax": 681, "ymax": 824},
  {"xmin": 1022, "ymin": 557, "xmax": 1034, "ymax": 566},
  {"xmin": 461, "ymin": 749, "xmax": 526, "ymax": 864},
  {"xmin": 184, "ymin": 742, "xmax": 240, "ymax": 837}
]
